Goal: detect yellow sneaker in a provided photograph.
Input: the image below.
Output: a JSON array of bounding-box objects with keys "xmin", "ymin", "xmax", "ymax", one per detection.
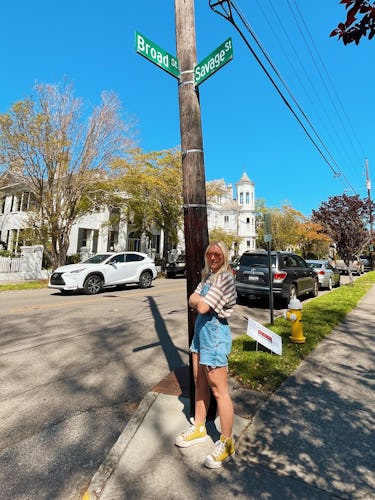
[
  {"xmin": 175, "ymin": 418, "xmax": 208, "ymax": 448},
  {"xmin": 204, "ymin": 435, "xmax": 235, "ymax": 468}
]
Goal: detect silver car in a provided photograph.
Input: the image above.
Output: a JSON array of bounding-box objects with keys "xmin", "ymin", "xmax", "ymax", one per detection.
[{"xmin": 306, "ymin": 260, "xmax": 340, "ymax": 290}]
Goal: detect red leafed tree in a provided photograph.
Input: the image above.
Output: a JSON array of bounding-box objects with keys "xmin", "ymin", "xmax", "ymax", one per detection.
[
  {"xmin": 311, "ymin": 194, "xmax": 373, "ymax": 266},
  {"xmin": 331, "ymin": 0, "xmax": 375, "ymax": 44}
]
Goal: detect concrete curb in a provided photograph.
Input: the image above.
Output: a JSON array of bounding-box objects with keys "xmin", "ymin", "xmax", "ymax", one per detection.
[{"xmin": 82, "ymin": 392, "xmax": 158, "ymax": 500}]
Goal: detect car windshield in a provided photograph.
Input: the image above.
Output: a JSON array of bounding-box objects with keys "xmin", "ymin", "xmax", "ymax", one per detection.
[
  {"xmin": 83, "ymin": 254, "xmax": 112, "ymax": 264},
  {"xmin": 309, "ymin": 262, "xmax": 322, "ymax": 268}
]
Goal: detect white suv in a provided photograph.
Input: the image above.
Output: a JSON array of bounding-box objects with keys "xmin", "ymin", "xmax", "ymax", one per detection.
[{"xmin": 48, "ymin": 251, "xmax": 157, "ymax": 295}]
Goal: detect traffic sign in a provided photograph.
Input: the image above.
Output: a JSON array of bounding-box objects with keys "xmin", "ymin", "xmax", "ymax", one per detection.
[
  {"xmin": 194, "ymin": 38, "xmax": 233, "ymax": 86},
  {"xmin": 135, "ymin": 31, "xmax": 179, "ymax": 79}
]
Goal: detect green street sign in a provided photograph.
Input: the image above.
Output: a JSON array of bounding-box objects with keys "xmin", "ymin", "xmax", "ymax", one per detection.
[
  {"xmin": 194, "ymin": 38, "xmax": 233, "ymax": 86},
  {"xmin": 135, "ymin": 31, "xmax": 179, "ymax": 79}
]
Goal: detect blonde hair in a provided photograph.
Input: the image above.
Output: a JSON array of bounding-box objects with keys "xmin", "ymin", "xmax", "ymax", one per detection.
[{"xmin": 201, "ymin": 241, "xmax": 231, "ymax": 283}]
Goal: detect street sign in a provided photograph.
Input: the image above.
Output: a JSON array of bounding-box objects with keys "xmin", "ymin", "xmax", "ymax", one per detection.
[
  {"xmin": 194, "ymin": 37, "xmax": 233, "ymax": 86},
  {"xmin": 135, "ymin": 31, "xmax": 179, "ymax": 79},
  {"xmin": 264, "ymin": 234, "xmax": 272, "ymax": 243}
]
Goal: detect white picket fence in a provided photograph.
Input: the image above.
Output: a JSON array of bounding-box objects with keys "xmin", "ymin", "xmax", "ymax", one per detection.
[{"xmin": 0, "ymin": 255, "xmax": 23, "ymax": 273}]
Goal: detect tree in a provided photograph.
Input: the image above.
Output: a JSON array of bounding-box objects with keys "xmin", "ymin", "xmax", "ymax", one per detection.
[
  {"xmin": 297, "ymin": 220, "xmax": 331, "ymax": 259},
  {"xmin": 330, "ymin": 0, "xmax": 375, "ymax": 45},
  {"xmin": 208, "ymin": 227, "xmax": 241, "ymax": 256},
  {"xmin": 312, "ymin": 194, "xmax": 373, "ymax": 268},
  {"xmin": 256, "ymin": 204, "xmax": 331, "ymax": 257},
  {"xmin": 112, "ymin": 148, "xmax": 183, "ymax": 260},
  {"xmin": 256, "ymin": 205, "xmax": 302, "ymax": 251},
  {"xmin": 0, "ymin": 81, "xmax": 134, "ymax": 268}
]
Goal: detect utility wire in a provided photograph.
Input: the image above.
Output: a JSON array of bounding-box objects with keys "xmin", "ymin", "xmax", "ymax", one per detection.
[
  {"xmin": 209, "ymin": 0, "xmax": 357, "ymax": 193},
  {"xmin": 260, "ymin": 0, "xmax": 357, "ymax": 173},
  {"xmin": 289, "ymin": 0, "xmax": 366, "ymax": 162}
]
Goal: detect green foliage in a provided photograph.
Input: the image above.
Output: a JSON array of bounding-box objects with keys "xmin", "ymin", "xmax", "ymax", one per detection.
[
  {"xmin": 229, "ymin": 271, "xmax": 375, "ymax": 393},
  {"xmin": 0, "ymin": 280, "xmax": 48, "ymax": 292},
  {"xmin": 0, "ymin": 250, "xmax": 13, "ymax": 257},
  {"xmin": 256, "ymin": 204, "xmax": 330, "ymax": 257},
  {"xmin": 209, "ymin": 228, "xmax": 240, "ymax": 252},
  {"xmin": 112, "ymin": 148, "xmax": 183, "ymax": 256}
]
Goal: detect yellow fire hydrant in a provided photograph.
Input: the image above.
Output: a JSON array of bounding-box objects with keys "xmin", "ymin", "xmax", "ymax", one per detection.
[{"xmin": 284, "ymin": 298, "xmax": 305, "ymax": 344}]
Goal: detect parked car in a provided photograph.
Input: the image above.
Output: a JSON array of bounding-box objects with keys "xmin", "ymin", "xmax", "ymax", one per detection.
[
  {"xmin": 165, "ymin": 254, "xmax": 186, "ymax": 278},
  {"xmin": 306, "ymin": 260, "xmax": 340, "ymax": 290},
  {"xmin": 333, "ymin": 259, "xmax": 364, "ymax": 275},
  {"xmin": 48, "ymin": 251, "xmax": 157, "ymax": 295},
  {"xmin": 234, "ymin": 250, "xmax": 319, "ymax": 306},
  {"xmin": 359, "ymin": 255, "xmax": 371, "ymax": 272}
]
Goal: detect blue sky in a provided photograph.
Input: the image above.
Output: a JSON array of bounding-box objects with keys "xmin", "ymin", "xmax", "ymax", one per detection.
[{"xmin": 0, "ymin": 1, "xmax": 373, "ymax": 216}]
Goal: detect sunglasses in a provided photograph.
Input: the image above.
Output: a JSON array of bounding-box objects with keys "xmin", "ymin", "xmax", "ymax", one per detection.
[{"xmin": 207, "ymin": 252, "xmax": 223, "ymax": 259}]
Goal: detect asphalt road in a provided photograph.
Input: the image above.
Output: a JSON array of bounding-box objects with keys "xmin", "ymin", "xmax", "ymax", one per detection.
[{"xmin": 0, "ymin": 274, "xmax": 354, "ymax": 499}]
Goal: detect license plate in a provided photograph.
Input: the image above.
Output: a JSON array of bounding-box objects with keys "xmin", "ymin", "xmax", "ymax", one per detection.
[{"xmin": 248, "ymin": 276, "xmax": 259, "ymax": 281}]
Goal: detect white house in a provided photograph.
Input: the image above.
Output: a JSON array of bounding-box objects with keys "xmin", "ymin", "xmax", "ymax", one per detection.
[
  {"xmin": 0, "ymin": 171, "xmax": 256, "ymax": 261},
  {"xmin": 172, "ymin": 172, "xmax": 257, "ymax": 259}
]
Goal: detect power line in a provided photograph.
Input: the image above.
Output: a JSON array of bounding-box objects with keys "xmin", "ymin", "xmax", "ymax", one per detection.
[{"xmin": 209, "ymin": 0, "xmax": 357, "ymax": 194}]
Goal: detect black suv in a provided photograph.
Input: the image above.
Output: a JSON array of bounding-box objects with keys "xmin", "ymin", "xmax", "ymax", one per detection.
[
  {"xmin": 165, "ymin": 254, "xmax": 186, "ymax": 278},
  {"xmin": 234, "ymin": 251, "xmax": 319, "ymax": 305}
]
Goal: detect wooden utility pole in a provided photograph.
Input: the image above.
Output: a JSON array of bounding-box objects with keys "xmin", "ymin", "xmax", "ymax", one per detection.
[{"xmin": 174, "ymin": 0, "xmax": 210, "ymax": 417}]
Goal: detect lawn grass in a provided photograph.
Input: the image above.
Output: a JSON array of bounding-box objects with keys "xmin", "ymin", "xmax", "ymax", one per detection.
[
  {"xmin": 0, "ymin": 280, "xmax": 48, "ymax": 292},
  {"xmin": 229, "ymin": 272, "xmax": 375, "ymax": 394}
]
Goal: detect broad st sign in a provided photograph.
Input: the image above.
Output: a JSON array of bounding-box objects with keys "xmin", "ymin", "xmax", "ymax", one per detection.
[{"xmin": 135, "ymin": 31, "xmax": 179, "ymax": 79}]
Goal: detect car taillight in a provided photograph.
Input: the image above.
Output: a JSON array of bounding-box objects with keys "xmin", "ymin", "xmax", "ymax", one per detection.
[
  {"xmin": 273, "ymin": 271, "xmax": 287, "ymax": 281},
  {"xmin": 318, "ymin": 270, "xmax": 325, "ymax": 275}
]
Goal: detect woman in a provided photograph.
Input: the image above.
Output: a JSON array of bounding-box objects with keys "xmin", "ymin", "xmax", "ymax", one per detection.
[{"xmin": 175, "ymin": 241, "xmax": 237, "ymax": 469}]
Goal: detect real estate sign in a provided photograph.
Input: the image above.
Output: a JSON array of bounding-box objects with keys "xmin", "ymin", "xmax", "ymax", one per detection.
[{"xmin": 246, "ymin": 317, "xmax": 282, "ymax": 355}]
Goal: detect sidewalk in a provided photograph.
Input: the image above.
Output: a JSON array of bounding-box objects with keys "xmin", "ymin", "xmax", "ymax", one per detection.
[{"xmin": 83, "ymin": 285, "xmax": 375, "ymax": 500}]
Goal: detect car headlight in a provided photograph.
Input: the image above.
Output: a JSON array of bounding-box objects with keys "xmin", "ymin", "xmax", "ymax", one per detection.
[{"xmin": 69, "ymin": 268, "xmax": 86, "ymax": 274}]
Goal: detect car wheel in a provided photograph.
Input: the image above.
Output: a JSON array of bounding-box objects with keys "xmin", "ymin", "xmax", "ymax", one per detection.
[
  {"xmin": 311, "ymin": 279, "xmax": 319, "ymax": 297},
  {"xmin": 139, "ymin": 271, "xmax": 153, "ymax": 289},
  {"xmin": 83, "ymin": 275, "xmax": 103, "ymax": 295},
  {"xmin": 327, "ymin": 277, "xmax": 333, "ymax": 290}
]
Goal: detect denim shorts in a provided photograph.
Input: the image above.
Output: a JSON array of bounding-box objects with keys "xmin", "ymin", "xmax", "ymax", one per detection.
[{"xmin": 190, "ymin": 313, "xmax": 232, "ymax": 368}]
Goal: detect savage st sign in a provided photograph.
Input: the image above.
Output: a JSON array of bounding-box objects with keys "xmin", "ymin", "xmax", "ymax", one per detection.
[{"xmin": 194, "ymin": 37, "xmax": 233, "ymax": 86}]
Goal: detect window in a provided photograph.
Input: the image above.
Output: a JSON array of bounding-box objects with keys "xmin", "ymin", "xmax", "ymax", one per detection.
[
  {"xmin": 11, "ymin": 195, "xmax": 20, "ymax": 212},
  {"xmin": 224, "ymin": 215, "xmax": 229, "ymax": 227},
  {"xmin": 126, "ymin": 253, "xmax": 143, "ymax": 262},
  {"xmin": 92, "ymin": 230, "xmax": 98, "ymax": 253},
  {"xmin": 295, "ymin": 255, "xmax": 308, "ymax": 268},
  {"xmin": 0, "ymin": 197, "xmax": 5, "ymax": 214},
  {"xmin": 20, "ymin": 192, "xmax": 37, "ymax": 211},
  {"xmin": 239, "ymin": 192, "xmax": 243, "ymax": 204},
  {"xmin": 107, "ymin": 230, "xmax": 118, "ymax": 251},
  {"xmin": 77, "ymin": 228, "xmax": 88, "ymax": 251},
  {"xmin": 110, "ymin": 254, "xmax": 125, "ymax": 264},
  {"xmin": 245, "ymin": 192, "xmax": 249, "ymax": 204},
  {"xmin": 246, "ymin": 217, "xmax": 250, "ymax": 224}
]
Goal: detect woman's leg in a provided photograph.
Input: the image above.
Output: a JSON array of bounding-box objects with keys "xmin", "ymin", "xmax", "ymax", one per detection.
[
  {"xmin": 192, "ymin": 352, "xmax": 211, "ymax": 423},
  {"xmin": 205, "ymin": 365, "xmax": 233, "ymax": 437}
]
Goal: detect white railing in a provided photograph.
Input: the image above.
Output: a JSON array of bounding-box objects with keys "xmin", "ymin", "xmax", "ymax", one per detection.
[{"xmin": 0, "ymin": 256, "xmax": 23, "ymax": 273}]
